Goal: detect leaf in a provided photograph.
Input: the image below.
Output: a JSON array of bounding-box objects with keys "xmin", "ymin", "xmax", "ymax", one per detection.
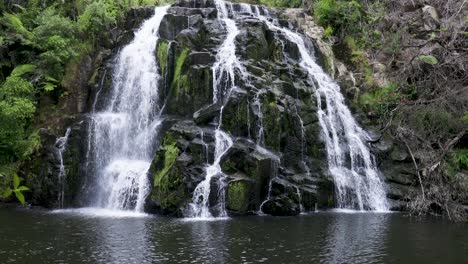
[
  {"xmin": 17, "ymin": 186, "xmax": 29, "ymax": 191},
  {"xmin": 42, "ymin": 82, "xmax": 57, "ymax": 92},
  {"xmin": 13, "ymin": 173, "xmax": 20, "ymax": 189},
  {"xmin": 10, "ymin": 64, "xmax": 36, "ymax": 77},
  {"xmin": 417, "ymin": 55, "xmax": 438, "ymax": 65},
  {"xmin": 14, "ymin": 191, "xmax": 25, "ymax": 205},
  {"xmin": 2, "ymin": 188, "xmax": 13, "ymax": 198}
]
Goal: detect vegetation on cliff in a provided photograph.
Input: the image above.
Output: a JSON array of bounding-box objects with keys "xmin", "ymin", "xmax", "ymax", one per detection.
[
  {"xmin": 309, "ymin": 0, "xmax": 467, "ymax": 220},
  {"xmin": 0, "ymin": 0, "xmax": 166, "ymax": 202}
]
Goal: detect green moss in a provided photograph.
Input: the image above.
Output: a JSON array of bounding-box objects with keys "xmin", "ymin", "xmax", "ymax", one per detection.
[
  {"xmin": 322, "ymin": 54, "xmax": 334, "ymax": 76},
  {"xmin": 262, "ymin": 97, "xmax": 281, "ymax": 150},
  {"xmin": 227, "ymin": 180, "xmax": 251, "ymax": 212},
  {"xmin": 221, "ymin": 97, "xmax": 250, "ymax": 138},
  {"xmin": 171, "ymin": 48, "xmax": 190, "ymax": 97},
  {"xmin": 222, "ymin": 160, "xmax": 237, "ymax": 174},
  {"xmin": 154, "ymin": 139, "xmax": 179, "ymax": 189},
  {"xmin": 150, "ymin": 133, "xmax": 189, "ymax": 211},
  {"xmin": 156, "ymin": 39, "xmax": 169, "ymax": 76}
]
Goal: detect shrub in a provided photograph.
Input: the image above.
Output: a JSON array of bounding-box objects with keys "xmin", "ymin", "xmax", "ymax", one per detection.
[
  {"xmin": 78, "ymin": 1, "xmax": 116, "ymax": 41},
  {"xmin": 32, "ymin": 8, "xmax": 78, "ymax": 82},
  {"xmin": 313, "ymin": 0, "xmax": 362, "ymax": 37}
]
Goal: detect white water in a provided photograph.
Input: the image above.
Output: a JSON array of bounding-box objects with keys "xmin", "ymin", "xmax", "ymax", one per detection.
[
  {"xmin": 248, "ymin": 6, "xmax": 389, "ymax": 211},
  {"xmin": 85, "ymin": 6, "xmax": 169, "ymax": 212},
  {"xmin": 55, "ymin": 127, "xmax": 71, "ymax": 208},
  {"xmin": 187, "ymin": 0, "xmax": 245, "ymax": 218},
  {"xmin": 52, "ymin": 208, "xmax": 149, "ymax": 218}
]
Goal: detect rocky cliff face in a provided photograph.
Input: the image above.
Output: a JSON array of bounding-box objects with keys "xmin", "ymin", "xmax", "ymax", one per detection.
[
  {"xmin": 143, "ymin": 0, "xmax": 332, "ymax": 216},
  {"xmin": 25, "ymin": 0, "xmax": 419, "ymax": 215}
]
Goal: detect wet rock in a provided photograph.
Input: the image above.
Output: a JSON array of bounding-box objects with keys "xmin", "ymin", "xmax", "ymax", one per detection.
[
  {"xmin": 226, "ymin": 176, "xmax": 255, "ymax": 214},
  {"xmin": 262, "ymin": 196, "xmax": 300, "ymax": 216},
  {"xmin": 159, "ymin": 14, "xmax": 189, "ymax": 41},
  {"xmin": 193, "ymin": 103, "xmax": 222, "ymax": 125},
  {"xmin": 168, "ymin": 6, "xmax": 217, "ymax": 19},
  {"xmin": 175, "ymin": 0, "xmax": 216, "ymax": 9},
  {"xmin": 123, "ymin": 6, "xmax": 155, "ymax": 30}
]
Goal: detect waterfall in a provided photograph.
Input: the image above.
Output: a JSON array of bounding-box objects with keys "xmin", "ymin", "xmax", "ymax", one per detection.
[
  {"xmin": 85, "ymin": 6, "xmax": 169, "ymax": 212},
  {"xmin": 187, "ymin": 0, "xmax": 247, "ymax": 218},
  {"xmin": 55, "ymin": 127, "xmax": 71, "ymax": 208},
  {"xmin": 248, "ymin": 6, "xmax": 389, "ymax": 211}
]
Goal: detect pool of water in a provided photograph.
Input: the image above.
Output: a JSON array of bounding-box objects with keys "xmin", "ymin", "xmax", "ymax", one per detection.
[{"xmin": 0, "ymin": 208, "xmax": 466, "ymax": 263}]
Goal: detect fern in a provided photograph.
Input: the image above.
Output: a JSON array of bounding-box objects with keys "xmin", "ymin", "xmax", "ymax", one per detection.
[{"xmin": 0, "ymin": 13, "xmax": 32, "ymax": 41}]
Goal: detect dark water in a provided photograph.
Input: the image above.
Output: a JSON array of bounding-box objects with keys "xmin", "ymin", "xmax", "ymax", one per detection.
[{"xmin": 0, "ymin": 208, "xmax": 466, "ymax": 263}]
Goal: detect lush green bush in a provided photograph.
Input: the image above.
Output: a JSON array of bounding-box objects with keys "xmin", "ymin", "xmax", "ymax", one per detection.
[
  {"xmin": 78, "ymin": 1, "xmax": 116, "ymax": 45},
  {"xmin": 32, "ymin": 8, "xmax": 78, "ymax": 82},
  {"xmin": 0, "ymin": 65, "xmax": 38, "ymax": 162},
  {"xmin": 1, "ymin": 173, "xmax": 29, "ymax": 205},
  {"xmin": 453, "ymin": 149, "xmax": 468, "ymax": 170},
  {"xmin": 313, "ymin": 0, "xmax": 362, "ymax": 37}
]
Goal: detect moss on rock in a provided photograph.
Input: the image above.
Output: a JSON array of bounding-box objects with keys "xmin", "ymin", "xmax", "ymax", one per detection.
[
  {"xmin": 227, "ymin": 179, "xmax": 253, "ymax": 213},
  {"xmin": 171, "ymin": 47, "xmax": 190, "ymax": 97},
  {"xmin": 150, "ymin": 133, "xmax": 188, "ymax": 213},
  {"xmin": 156, "ymin": 39, "xmax": 169, "ymax": 77}
]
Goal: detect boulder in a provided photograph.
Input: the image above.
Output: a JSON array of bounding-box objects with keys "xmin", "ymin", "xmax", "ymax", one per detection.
[{"xmin": 262, "ymin": 196, "xmax": 300, "ymax": 216}]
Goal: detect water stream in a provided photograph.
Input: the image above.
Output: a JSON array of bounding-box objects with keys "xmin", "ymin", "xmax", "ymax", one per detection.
[
  {"xmin": 55, "ymin": 127, "xmax": 71, "ymax": 208},
  {"xmin": 83, "ymin": 6, "xmax": 169, "ymax": 212},
  {"xmin": 187, "ymin": 0, "xmax": 247, "ymax": 218},
  {"xmin": 247, "ymin": 4, "xmax": 389, "ymax": 211}
]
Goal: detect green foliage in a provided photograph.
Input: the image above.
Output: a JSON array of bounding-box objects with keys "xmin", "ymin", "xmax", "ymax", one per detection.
[
  {"xmin": 1, "ymin": 173, "xmax": 29, "ymax": 205},
  {"xmin": 383, "ymin": 29, "xmax": 402, "ymax": 56},
  {"xmin": 259, "ymin": 0, "xmax": 302, "ymax": 8},
  {"xmin": 324, "ymin": 26, "xmax": 334, "ymax": 40},
  {"xmin": 0, "ymin": 12, "xmax": 32, "ymax": 44},
  {"xmin": 453, "ymin": 149, "xmax": 468, "ymax": 170},
  {"xmin": 359, "ymin": 82, "xmax": 401, "ymax": 117},
  {"xmin": 407, "ymin": 107, "xmax": 461, "ymax": 141},
  {"xmin": 313, "ymin": 0, "xmax": 363, "ymax": 37},
  {"xmin": 78, "ymin": 1, "xmax": 116, "ymax": 42},
  {"xmin": 446, "ymin": 149, "xmax": 468, "ymax": 193},
  {"xmin": 0, "ymin": 69, "xmax": 37, "ymax": 161},
  {"xmin": 32, "ymin": 8, "xmax": 78, "ymax": 81},
  {"xmin": 417, "ymin": 55, "xmax": 438, "ymax": 65}
]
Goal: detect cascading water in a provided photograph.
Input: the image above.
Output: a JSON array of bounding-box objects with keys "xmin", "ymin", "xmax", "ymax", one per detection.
[
  {"xmin": 85, "ymin": 6, "xmax": 169, "ymax": 212},
  {"xmin": 247, "ymin": 5, "xmax": 389, "ymax": 211},
  {"xmin": 55, "ymin": 127, "xmax": 71, "ymax": 208},
  {"xmin": 187, "ymin": 0, "xmax": 247, "ymax": 218}
]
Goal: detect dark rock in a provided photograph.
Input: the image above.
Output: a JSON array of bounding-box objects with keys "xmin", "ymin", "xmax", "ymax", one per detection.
[
  {"xmin": 386, "ymin": 182, "xmax": 417, "ymax": 200},
  {"xmin": 189, "ymin": 51, "xmax": 216, "ymax": 65},
  {"xmin": 168, "ymin": 6, "xmax": 217, "ymax": 19},
  {"xmin": 262, "ymin": 196, "xmax": 300, "ymax": 216},
  {"xmin": 391, "ymin": 147, "xmax": 409, "ymax": 162},
  {"xmin": 226, "ymin": 176, "xmax": 255, "ymax": 214},
  {"xmin": 193, "ymin": 103, "xmax": 222, "ymax": 125},
  {"xmin": 159, "ymin": 14, "xmax": 189, "ymax": 41},
  {"xmin": 174, "ymin": 0, "xmax": 216, "ymax": 9},
  {"xmin": 123, "ymin": 6, "xmax": 155, "ymax": 30}
]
